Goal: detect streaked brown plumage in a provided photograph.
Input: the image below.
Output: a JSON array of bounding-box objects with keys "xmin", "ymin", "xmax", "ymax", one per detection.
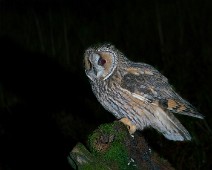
[{"xmin": 84, "ymin": 44, "xmax": 203, "ymax": 141}]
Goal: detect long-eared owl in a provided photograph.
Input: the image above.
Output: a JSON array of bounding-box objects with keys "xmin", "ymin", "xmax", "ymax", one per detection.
[{"xmin": 83, "ymin": 44, "xmax": 203, "ymax": 141}]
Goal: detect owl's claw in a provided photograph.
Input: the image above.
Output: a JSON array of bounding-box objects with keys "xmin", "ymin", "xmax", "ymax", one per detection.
[{"xmin": 119, "ymin": 117, "xmax": 137, "ymax": 134}]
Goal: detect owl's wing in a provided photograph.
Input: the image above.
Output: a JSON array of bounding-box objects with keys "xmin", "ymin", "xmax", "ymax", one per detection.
[{"xmin": 121, "ymin": 62, "xmax": 203, "ymax": 119}]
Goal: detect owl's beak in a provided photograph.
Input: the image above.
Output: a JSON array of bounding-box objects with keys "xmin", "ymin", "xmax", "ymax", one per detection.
[
  {"xmin": 93, "ymin": 67, "xmax": 103, "ymax": 78},
  {"xmin": 93, "ymin": 67, "xmax": 100, "ymax": 78},
  {"xmin": 93, "ymin": 67, "xmax": 98, "ymax": 76}
]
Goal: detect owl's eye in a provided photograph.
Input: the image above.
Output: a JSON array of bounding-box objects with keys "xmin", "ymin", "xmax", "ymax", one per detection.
[{"xmin": 98, "ymin": 57, "xmax": 106, "ymax": 66}]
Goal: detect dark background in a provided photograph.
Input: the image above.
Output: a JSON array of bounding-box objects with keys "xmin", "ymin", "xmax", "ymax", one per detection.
[{"xmin": 0, "ymin": 0, "xmax": 211, "ymax": 169}]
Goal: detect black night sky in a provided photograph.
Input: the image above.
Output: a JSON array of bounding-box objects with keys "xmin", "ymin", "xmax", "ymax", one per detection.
[{"xmin": 0, "ymin": 0, "xmax": 212, "ymax": 169}]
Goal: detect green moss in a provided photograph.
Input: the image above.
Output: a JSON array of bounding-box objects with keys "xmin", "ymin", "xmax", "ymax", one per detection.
[
  {"xmin": 88, "ymin": 122, "xmax": 137, "ymax": 169},
  {"xmin": 79, "ymin": 162, "xmax": 109, "ymax": 170},
  {"xmin": 104, "ymin": 142, "xmax": 133, "ymax": 169},
  {"xmin": 88, "ymin": 122, "xmax": 128, "ymax": 153},
  {"xmin": 99, "ymin": 123, "xmax": 115, "ymax": 133},
  {"xmin": 88, "ymin": 131, "xmax": 99, "ymax": 153},
  {"xmin": 99, "ymin": 122, "xmax": 128, "ymax": 140}
]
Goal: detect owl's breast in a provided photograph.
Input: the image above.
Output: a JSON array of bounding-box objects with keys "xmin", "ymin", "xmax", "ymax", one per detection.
[
  {"xmin": 90, "ymin": 79, "xmax": 125, "ymax": 119},
  {"xmin": 90, "ymin": 77, "xmax": 149, "ymax": 129}
]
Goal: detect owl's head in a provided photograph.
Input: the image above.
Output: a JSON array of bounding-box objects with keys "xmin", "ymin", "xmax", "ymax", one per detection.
[{"xmin": 84, "ymin": 44, "xmax": 118, "ymax": 81}]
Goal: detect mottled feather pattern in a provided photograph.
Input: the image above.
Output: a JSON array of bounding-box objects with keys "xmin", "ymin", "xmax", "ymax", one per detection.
[
  {"xmin": 122, "ymin": 62, "xmax": 203, "ymax": 118},
  {"xmin": 84, "ymin": 44, "xmax": 203, "ymax": 141}
]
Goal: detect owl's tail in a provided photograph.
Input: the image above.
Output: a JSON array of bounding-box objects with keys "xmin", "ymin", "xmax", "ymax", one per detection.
[{"xmin": 147, "ymin": 105, "xmax": 191, "ymax": 141}]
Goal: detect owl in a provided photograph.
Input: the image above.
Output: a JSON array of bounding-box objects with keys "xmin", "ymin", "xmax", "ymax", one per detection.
[{"xmin": 83, "ymin": 44, "xmax": 203, "ymax": 141}]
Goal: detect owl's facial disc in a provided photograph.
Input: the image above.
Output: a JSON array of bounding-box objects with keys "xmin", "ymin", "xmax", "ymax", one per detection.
[{"xmin": 84, "ymin": 50, "xmax": 117, "ymax": 81}]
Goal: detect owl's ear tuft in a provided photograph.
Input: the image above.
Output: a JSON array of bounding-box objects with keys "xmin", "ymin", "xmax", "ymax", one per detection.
[{"xmin": 105, "ymin": 43, "xmax": 114, "ymax": 49}]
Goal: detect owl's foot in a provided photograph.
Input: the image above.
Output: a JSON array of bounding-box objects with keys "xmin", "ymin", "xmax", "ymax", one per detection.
[{"xmin": 119, "ymin": 117, "xmax": 137, "ymax": 135}]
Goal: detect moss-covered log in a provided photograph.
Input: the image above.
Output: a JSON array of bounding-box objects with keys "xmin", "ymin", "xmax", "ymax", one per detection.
[{"xmin": 68, "ymin": 121, "xmax": 174, "ymax": 170}]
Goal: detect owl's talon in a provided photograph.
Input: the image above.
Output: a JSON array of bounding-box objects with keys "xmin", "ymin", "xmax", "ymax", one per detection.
[{"xmin": 119, "ymin": 118, "xmax": 137, "ymax": 134}]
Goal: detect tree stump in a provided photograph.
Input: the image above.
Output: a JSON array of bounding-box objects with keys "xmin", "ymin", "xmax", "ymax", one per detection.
[{"xmin": 68, "ymin": 121, "xmax": 174, "ymax": 170}]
